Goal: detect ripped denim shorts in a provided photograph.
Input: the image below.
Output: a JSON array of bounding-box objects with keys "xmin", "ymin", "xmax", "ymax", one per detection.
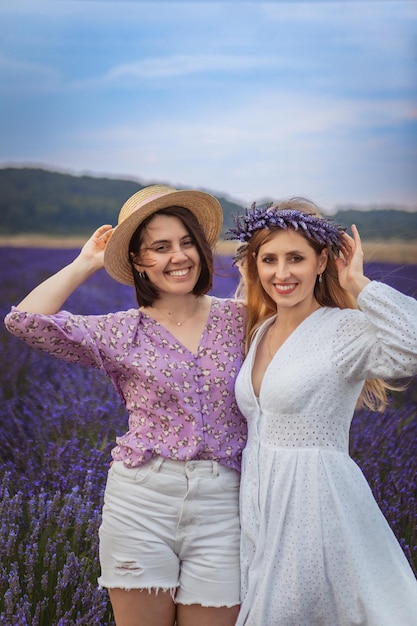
[{"xmin": 98, "ymin": 456, "xmax": 241, "ymax": 607}]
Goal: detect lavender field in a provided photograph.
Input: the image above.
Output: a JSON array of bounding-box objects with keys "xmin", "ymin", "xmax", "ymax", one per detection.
[{"xmin": 1, "ymin": 247, "xmax": 416, "ymax": 625}]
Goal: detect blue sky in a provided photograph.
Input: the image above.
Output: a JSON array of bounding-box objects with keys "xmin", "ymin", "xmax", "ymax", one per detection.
[{"xmin": 1, "ymin": 0, "xmax": 416, "ymax": 211}]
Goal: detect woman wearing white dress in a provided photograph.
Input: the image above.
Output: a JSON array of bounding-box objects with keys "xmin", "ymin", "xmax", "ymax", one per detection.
[{"xmin": 228, "ymin": 198, "xmax": 417, "ymax": 625}]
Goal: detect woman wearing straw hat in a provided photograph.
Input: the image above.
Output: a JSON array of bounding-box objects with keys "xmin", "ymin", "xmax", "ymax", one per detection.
[{"xmin": 5, "ymin": 185, "xmax": 247, "ymax": 626}]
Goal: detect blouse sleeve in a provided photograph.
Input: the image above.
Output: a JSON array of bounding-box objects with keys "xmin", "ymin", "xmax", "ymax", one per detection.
[
  {"xmin": 335, "ymin": 281, "xmax": 417, "ymax": 381},
  {"xmin": 3, "ymin": 306, "xmax": 127, "ymax": 370}
]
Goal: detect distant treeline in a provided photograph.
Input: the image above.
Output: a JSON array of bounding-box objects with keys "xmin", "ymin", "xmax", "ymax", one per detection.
[{"xmin": 1, "ymin": 167, "xmax": 416, "ymax": 240}]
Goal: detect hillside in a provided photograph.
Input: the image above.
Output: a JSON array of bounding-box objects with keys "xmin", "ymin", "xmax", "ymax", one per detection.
[
  {"xmin": 1, "ymin": 167, "xmax": 416, "ymax": 240},
  {"xmin": 0, "ymin": 167, "xmax": 242, "ymax": 237}
]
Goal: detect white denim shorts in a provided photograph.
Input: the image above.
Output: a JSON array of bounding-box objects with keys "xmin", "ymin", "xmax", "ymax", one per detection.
[{"xmin": 98, "ymin": 456, "xmax": 241, "ymax": 607}]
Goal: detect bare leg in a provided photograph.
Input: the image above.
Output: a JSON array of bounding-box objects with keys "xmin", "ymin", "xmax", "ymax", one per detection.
[
  {"xmin": 177, "ymin": 603, "xmax": 240, "ymax": 626},
  {"xmin": 109, "ymin": 588, "xmax": 176, "ymax": 626}
]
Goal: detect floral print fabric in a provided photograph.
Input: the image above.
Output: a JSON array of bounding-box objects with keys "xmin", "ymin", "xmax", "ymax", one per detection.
[{"xmin": 5, "ymin": 297, "xmax": 247, "ymax": 471}]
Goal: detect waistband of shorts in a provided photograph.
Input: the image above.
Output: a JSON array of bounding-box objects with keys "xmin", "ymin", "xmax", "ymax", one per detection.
[
  {"xmin": 114, "ymin": 456, "xmax": 231, "ymax": 478},
  {"xmin": 150, "ymin": 456, "xmax": 221, "ymax": 477}
]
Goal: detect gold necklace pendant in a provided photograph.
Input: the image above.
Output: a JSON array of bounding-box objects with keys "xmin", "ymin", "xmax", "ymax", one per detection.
[{"xmin": 156, "ymin": 299, "xmax": 200, "ymax": 326}]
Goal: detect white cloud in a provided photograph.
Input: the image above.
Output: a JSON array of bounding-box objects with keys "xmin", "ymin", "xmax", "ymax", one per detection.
[
  {"xmin": 38, "ymin": 87, "xmax": 415, "ymax": 207},
  {"xmin": 0, "ymin": 54, "xmax": 59, "ymax": 92},
  {"xmin": 1, "ymin": 1, "xmax": 416, "ymax": 209},
  {"xmin": 104, "ymin": 53, "xmax": 280, "ymax": 81}
]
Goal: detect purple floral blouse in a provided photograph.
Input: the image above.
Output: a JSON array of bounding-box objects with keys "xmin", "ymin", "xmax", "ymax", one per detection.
[{"xmin": 5, "ymin": 298, "xmax": 247, "ymax": 471}]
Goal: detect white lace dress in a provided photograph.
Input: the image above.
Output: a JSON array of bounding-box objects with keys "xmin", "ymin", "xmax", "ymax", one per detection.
[{"xmin": 235, "ymin": 281, "xmax": 417, "ymax": 626}]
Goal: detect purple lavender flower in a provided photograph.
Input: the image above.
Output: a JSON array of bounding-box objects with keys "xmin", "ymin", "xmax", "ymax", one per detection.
[
  {"xmin": 0, "ymin": 246, "xmax": 416, "ymax": 624},
  {"xmin": 228, "ymin": 205, "xmax": 345, "ymax": 252}
]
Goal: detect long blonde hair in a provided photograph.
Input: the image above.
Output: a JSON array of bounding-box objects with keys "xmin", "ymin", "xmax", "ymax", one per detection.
[{"xmin": 235, "ymin": 197, "xmax": 391, "ymax": 411}]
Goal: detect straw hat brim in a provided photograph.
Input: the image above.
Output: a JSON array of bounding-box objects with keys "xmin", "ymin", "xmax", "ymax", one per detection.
[{"xmin": 104, "ymin": 188, "xmax": 223, "ymax": 285}]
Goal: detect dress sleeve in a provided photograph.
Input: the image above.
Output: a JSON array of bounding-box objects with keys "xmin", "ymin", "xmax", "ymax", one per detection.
[
  {"xmin": 4, "ymin": 307, "xmax": 119, "ymax": 370},
  {"xmin": 336, "ymin": 281, "xmax": 417, "ymax": 381}
]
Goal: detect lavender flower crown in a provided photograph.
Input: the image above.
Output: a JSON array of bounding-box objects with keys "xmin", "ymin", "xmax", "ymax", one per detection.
[{"xmin": 228, "ymin": 203, "xmax": 345, "ymax": 258}]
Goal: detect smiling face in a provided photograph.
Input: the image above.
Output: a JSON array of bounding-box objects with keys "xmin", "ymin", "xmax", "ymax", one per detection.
[
  {"xmin": 256, "ymin": 228, "xmax": 328, "ymax": 315},
  {"xmin": 132, "ymin": 213, "xmax": 202, "ymax": 296}
]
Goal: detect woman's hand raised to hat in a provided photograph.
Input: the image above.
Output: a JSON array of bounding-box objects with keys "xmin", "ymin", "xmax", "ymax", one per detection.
[
  {"xmin": 78, "ymin": 225, "xmax": 114, "ymax": 271},
  {"xmin": 335, "ymin": 224, "xmax": 370, "ymax": 299},
  {"xmin": 15, "ymin": 225, "xmax": 115, "ymax": 315}
]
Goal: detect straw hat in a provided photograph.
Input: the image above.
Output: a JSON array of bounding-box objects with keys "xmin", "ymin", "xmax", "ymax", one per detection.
[{"xmin": 104, "ymin": 184, "xmax": 223, "ymax": 285}]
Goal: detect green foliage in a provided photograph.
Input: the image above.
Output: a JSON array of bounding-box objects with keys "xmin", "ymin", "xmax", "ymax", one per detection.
[
  {"xmin": 5, "ymin": 167, "xmax": 416, "ymax": 242},
  {"xmin": 0, "ymin": 167, "xmax": 244, "ymax": 238},
  {"xmin": 333, "ymin": 208, "xmax": 417, "ymax": 241},
  {"xmin": 0, "ymin": 167, "xmax": 141, "ymax": 235}
]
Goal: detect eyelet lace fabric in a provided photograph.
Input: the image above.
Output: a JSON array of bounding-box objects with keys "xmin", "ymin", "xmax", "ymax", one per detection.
[{"xmin": 235, "ymin": 281, "xmax": 417, "ymax": 626}]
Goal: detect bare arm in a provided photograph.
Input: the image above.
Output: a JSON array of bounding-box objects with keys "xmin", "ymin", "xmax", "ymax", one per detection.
[{"xmin": 16, "ymin": 225, "xmax": 114, "ymax": 314}]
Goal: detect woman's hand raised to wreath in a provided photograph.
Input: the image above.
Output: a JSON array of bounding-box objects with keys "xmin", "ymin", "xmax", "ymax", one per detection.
[{"xmin": 335, "ymin": 225, "xmax": 370, "ymax": 299}]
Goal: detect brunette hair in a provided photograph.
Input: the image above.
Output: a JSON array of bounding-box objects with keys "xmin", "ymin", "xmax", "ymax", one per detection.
[
  {"xmin": 235, "ymin": 197, "xmax": 392, "ymax": 412},
  {"xmin": 128, "ymin": 206, "xmax": 214, "ymax": 308}
]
